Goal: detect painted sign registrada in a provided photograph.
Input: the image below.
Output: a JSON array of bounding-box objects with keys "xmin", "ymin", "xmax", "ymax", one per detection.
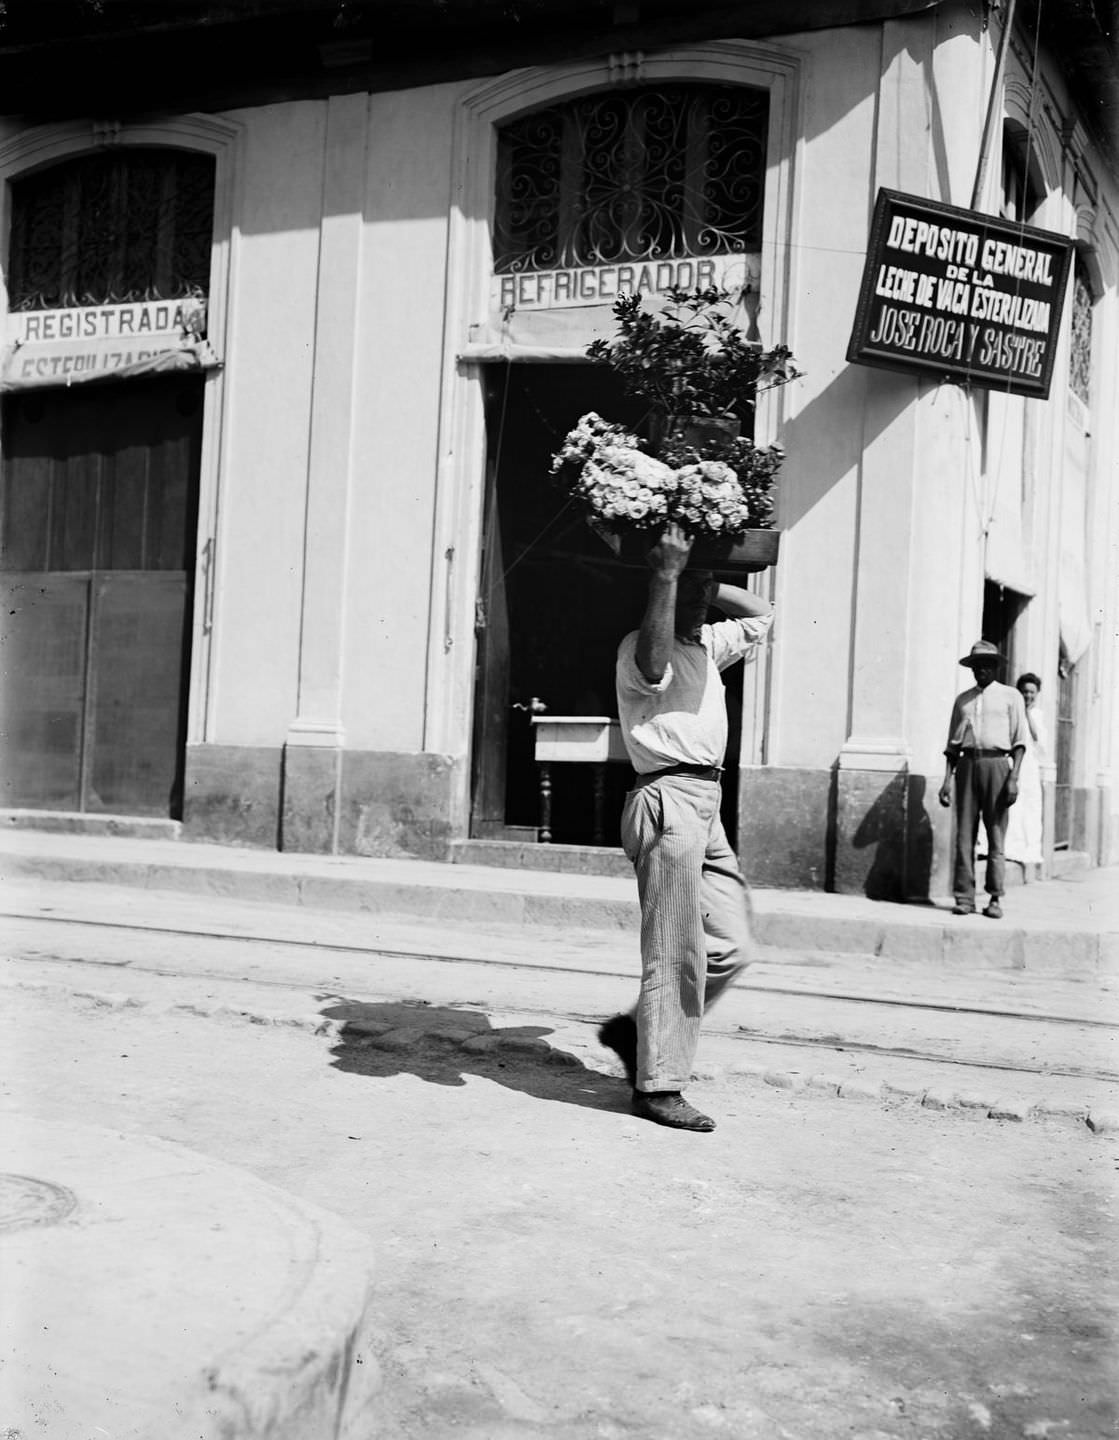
[
  {"xmin": 0, "ymin": 297, "xmax": 211, "ymax": 390},
  {"xmin": 847, "ymin": 190, "xmax": 1074, "ymax": 398},
  {"xmin": 492, "ymin": 252, "xmax": 761, "ymax": 313}
]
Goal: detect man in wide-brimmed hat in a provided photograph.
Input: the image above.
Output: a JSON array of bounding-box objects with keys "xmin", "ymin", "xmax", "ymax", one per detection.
[{"xmin": 938, "ymin": 640, "xmax": 1028, "ymax": 918}]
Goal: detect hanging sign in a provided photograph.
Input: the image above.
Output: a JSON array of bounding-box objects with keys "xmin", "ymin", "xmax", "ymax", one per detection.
[
  {"xmin": 492, "ymin": 252, "xmax": 760, "ymax": 314},
  {"xmin": 847, "ymin": 189, "xmax": 1074, "ymax": 398},
  {"xmin": 0, "ymin": 297, "xmax": 218, "ymax": 391}
]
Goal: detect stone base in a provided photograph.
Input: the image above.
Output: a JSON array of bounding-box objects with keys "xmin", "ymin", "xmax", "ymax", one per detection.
[
  {"xmin": 183, "ymin": 743, "xmax": 459, "ymax": 859},
  {"xmin": 738, "ymin": 766, "xmax": 832, "ymax": 891},
  {"xmin": 738, "ymin": 764, "xmax": 951, "ymax": 898},
  {"xmin": 281, "ymin": 744, "xmax": 341, "ymax": 855},
  {"xmin": 337, "ymin": 749, "xmax": 459, "ymax": 860},
  {"xmin": 834, "ymin": 766, "xmax": 948, "ymax": 903},
  {"xmin": 183, "ymin": 744, "xmax": 282, "ymax": 848}
]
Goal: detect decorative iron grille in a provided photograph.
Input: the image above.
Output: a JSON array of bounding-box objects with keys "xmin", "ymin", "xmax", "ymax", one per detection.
[
  {"xmin": 1068, "ymin": 258, "xmax": 1093, "ymax": 406},
  {"xmin": 494, "ymin": 85, "xmax": 768, "ymax": 274},
  {"xmin": 6, "ymin": 149, "xmax": 215, "ymax": 311}
]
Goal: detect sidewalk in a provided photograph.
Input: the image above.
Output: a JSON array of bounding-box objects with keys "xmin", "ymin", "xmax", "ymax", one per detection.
[{"xmin": 1, "ymin": 824, "xmax": 1116, "ymax": 973}]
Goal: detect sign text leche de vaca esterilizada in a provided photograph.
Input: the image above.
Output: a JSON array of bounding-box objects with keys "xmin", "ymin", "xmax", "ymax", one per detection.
[{"xmin": 847, "ymin": 189, "xmax": 1074, "ymax": 399}]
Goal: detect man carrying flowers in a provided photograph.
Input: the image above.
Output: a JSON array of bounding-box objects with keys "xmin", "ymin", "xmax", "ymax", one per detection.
[{"xmin": 598, "ymin": 523, "xmax": 773, "ymax": 1132}]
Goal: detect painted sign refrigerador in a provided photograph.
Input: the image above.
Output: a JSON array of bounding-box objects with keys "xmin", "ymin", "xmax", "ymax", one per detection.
[
  {"xmin": 492, "ymin": 252, "xmax": 760, "ymax": 313},
  {"xmin": 847, "ymin": 190, "xmax": 1074, "ymax": 398}
]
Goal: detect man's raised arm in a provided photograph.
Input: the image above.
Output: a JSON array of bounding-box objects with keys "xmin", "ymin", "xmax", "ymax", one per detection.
[
  {"xmin": 710, "ymin": 581, "xmax": 773, "ymax": 620},
  {"xmin": 636, "ymin": 524, "xmax": 692, "ymax": 683}
]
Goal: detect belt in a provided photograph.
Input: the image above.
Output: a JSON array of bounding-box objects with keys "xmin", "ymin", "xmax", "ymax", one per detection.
[
  {"xmin": 959, "ymin": 748, "xmax": 1009, "ymax": 758},
  {"xmin": 645, "ymin": 763, "xmax": 724, "ymax": 782}
]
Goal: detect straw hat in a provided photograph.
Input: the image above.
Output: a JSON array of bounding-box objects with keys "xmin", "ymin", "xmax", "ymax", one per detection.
[{"xmin": 959, "ymin": 639, "xmax": 1005, "ymax": 668}]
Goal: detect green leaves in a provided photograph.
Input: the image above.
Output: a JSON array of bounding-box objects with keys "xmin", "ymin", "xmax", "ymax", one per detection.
[{"xmin": 585, "ymin": 286, "xmax": 801, "ymax": 421}]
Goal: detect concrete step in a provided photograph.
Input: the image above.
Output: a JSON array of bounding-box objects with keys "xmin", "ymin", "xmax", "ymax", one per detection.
[
  {"xmin": 451, "ymin": 837, "xmax": 632, "ymax": 878},
  {"xmin": 0, "ymin": 827, "xmax": 1116, "ymax": 976},
  {"xmin": 1, "ymin": 807, "xmax": 181, "ymax": 841}
]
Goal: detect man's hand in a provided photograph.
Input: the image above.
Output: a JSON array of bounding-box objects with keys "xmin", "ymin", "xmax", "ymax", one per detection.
[
  {"xmin": 937, "ymin": 781, "xmax": 953, "ymax": 808},
  {"xmin": 646, "ymin": 523, "xmax": 692, "ymax": 579},
  {"xmin": 1004, "ymin": 777, "xmax": 1019, "ymax": 806}
]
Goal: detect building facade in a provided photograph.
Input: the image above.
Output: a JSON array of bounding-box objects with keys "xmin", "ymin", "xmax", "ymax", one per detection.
[{"xmin": 1, "ymin": 0, "xmax": 1116, "ymax": 897}]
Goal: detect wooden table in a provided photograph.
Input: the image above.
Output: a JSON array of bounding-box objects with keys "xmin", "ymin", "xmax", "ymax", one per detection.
[{"xmin": 530, "ymin": 716, "xmax": 630, "ymax": 844}]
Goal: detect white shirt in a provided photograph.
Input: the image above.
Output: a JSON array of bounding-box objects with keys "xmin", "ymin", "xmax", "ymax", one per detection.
[
  {"xmin": 945, "ymin": 681, "xmax": 1028, "ymax": 757},
  {"xmin": 615, "ymin": 613, "xmax": 773, "ymax": 774}
]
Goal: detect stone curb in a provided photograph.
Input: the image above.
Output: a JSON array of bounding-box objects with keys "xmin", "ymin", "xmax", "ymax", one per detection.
[
  {"xmin": 2, "ymin": 847, "xmax": 1115, "ymax": 973},
  {"xmin": 1, "ymin": 1117, "xmax": 381, "ymax": 1440},
  {"xmin": 11, "ymin": 975, "xmax": 1112, "ymax": 1136}
]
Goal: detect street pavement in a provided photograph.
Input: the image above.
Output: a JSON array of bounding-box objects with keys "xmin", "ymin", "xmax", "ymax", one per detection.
[{"xmin": 1, "ymin": 836, "xmax": 1118, "ymax": 1437}]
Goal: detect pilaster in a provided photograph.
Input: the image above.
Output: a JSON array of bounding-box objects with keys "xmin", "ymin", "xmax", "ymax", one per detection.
[{"xmin": 282, "ymin": 92, "xmax": 368, "ymax": 852}]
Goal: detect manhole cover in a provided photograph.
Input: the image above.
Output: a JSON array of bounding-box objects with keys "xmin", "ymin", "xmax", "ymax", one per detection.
[{"xmin": 0, "ymin": 1174, "xmax": 77, "ymax": 1233}]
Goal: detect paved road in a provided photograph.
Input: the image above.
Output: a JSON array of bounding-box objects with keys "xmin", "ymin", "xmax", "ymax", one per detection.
[{"xmin": 3, "ymin": 885, "xmax": 1118, "ymax": 1439}]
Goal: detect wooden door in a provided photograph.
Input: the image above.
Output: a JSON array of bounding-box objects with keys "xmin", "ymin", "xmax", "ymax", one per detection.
[
  {"xmin": 0, "ymin": 378, "xmax": 202, "ymax": 816},
  {"xmin": 469, "ymin": 450, "xmax": 515, "ymax": 837}
]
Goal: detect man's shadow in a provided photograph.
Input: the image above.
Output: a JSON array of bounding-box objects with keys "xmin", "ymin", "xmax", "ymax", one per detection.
[
  {"xmin": 318, "ymin": 997, "xmax": 630, "ymax": 1114},
  {"xmin": 850, "ymin": 772, "xmax": 935, "ymax": 903}
]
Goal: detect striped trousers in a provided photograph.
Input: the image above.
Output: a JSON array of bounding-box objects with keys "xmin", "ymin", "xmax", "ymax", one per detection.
[
  {"xmin": 620, "ymin": 773, "xmax": 754, "ymax": 1092},
  {"xmin": 953, "ymin": 752, "xmax": 1013, "ymax": 902}
]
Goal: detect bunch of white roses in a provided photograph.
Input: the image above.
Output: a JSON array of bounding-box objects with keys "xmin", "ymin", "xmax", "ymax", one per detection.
[
  {"xmin": 552, "ymin": 413, "xmax": 778, "ymax": 537},
  {"xmin": 672, "ymin": 460, "xmax": 753, "ymax": 534},
  {"xmin": 551, "ymin": 413, "xmax": 675, "ymax": 529}
]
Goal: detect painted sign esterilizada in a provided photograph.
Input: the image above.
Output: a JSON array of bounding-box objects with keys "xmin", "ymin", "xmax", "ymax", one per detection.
[{"xmin": 847, "ymin": 189, "xmax": 1074, "ymax": 398}]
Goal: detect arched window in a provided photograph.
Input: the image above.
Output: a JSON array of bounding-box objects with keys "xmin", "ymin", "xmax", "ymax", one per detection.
[
  {"xmin": 6, "ymin": 148, "xmax": 215, "ymax": 311},
  {"xmin": 999, "ymin": 124, "xmax": 1043, "ymax": 224},
  {"xmin": 493, "ymin": 84, "xmax": 768, "ymax": 274}
]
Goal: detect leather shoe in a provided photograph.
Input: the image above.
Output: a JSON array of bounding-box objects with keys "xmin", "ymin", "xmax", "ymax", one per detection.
[
  {"xmin": 951, "ymin": 903, "xmax": 975, "ymax": 915},
  {"xmin": 632, "ymin": 1091, "xmax": 716, "ymax": 1132},
  {"xmin": 597, "ymin": 1014, "xmax": 637, "ymax": 1088},
  {"xmin": 983, "ymin": 898, "xmax": 1003, "ymax": 919}
]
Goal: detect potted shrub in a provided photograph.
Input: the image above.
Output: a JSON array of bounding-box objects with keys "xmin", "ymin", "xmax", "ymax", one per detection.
[
  {"xmin": 554, "ymin": 286, "xmax": 799, "ymax": 569},
  {"xmin": 586, "ymin": 284, "xmax": 798, "ymax": 430}
]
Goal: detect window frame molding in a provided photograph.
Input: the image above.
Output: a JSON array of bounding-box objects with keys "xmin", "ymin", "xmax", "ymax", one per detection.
[
  {"xmin": 424, "ymin": 41, "xmax": 803, "ymax": 802},
  {"xmin": 0, "ymin": 113, "xmax": 243, "ymax": 747}
]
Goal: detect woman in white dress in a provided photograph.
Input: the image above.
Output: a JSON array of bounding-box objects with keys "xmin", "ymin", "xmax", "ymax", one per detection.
[{"xmin": 1003, "ymin": 672, "xmax": 1046, "ymax": 872}]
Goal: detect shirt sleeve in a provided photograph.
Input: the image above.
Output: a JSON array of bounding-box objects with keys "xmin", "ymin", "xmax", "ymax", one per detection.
[
  {"xmin": 616, "ymin": 630, "xmax": 674, "ymax": 695},
  {"xmin": 704, "ymin": 612, "xmax": 774, "ymax": 672},
  {"xmin": 944, "ymin": 696, "xmax": 965, "ymax": 758},
  {"xmin": 1007, "ymin": 689, "xmax": 1029, "ymax": 750}
]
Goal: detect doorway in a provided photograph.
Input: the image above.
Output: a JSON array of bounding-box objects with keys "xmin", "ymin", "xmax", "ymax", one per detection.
[
  {"xmin": 469, "ymin": 363, "xmax": 744, "ymax": 848},
  {"xmin": 981, "ymin": 580, "xmax": 1028, "ymax": 682},
  {"xmin": 0, "ymin": 376, "xmax": 203, "ymax": 817}
]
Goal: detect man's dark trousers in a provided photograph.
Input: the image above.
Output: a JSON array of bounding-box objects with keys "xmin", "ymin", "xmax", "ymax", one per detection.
[{"xmin": 952, "ymin": 752, "xmax": 1012, "ymax": 905}]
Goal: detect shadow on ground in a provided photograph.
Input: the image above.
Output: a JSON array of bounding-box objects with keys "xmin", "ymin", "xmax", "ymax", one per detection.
[{"xmin": 318, "ymin": 997, "xmax": 629, "ymax": 1114}]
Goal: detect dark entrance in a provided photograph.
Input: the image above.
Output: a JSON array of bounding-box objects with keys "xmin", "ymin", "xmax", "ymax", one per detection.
[
  {"xmin": 981, "ymin": 580, "xmax": 1028, "ymax": 682},
  {"xmin": 0, "ymin": 377, "xmax": 203, "ymax": 816},
  {"xmin": 470, "ymin": 363, "xmax": 744, "ymax": 849}
]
